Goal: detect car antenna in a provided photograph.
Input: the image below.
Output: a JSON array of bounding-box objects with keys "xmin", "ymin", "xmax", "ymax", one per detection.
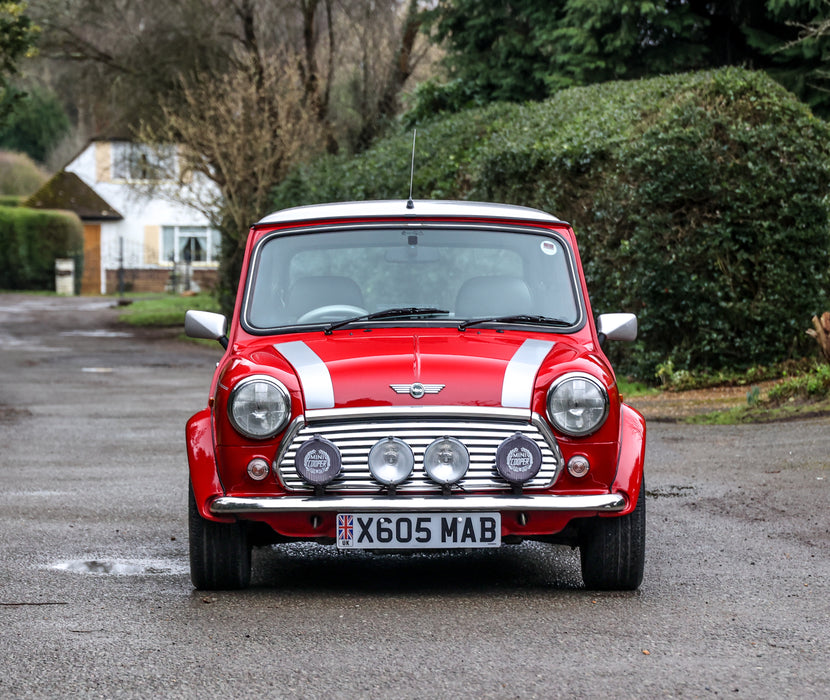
[{"xmin": 406, "ymin": 129, "xmax": 417, "ymax": 209}]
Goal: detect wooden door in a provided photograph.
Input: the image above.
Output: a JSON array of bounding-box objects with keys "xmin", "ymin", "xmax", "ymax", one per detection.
[{"xmin": 81, "ymin": 224, "xmax": 101, "ymax": 295}]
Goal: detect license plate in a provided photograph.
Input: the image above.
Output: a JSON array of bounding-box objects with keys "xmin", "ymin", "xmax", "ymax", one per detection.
[{"xmin": 336, "ymin": 512, "xmax": 501, "ymax": 550}]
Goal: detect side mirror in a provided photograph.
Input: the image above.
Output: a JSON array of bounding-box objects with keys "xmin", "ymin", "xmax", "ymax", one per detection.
[
  {"xmin": 597, "ymin": 313, "xmax": 638, "ymax": 343},
  {"xmin": 185, "ymin": 310, "xmax": 229, "ymax": 349}
]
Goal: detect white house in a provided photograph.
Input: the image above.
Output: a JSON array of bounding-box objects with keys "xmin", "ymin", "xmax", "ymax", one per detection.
[{"xmin": 26, "ymin": 139, "xmax": 221, "ymax": 295}]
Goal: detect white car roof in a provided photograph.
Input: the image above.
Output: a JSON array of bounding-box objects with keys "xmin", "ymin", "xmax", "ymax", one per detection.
[{"xmin": 257, "ymin": 200, "xmax": 563, "ymax": 225}]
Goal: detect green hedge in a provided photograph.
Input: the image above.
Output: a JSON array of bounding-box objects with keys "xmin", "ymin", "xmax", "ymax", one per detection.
[
  {"xmin": 272, "ymin": 68, "xmax": 830, "ymax": 379},
  {"xmin": 0, "ymin": 206, "xmax": 83, "ymax": 291}
]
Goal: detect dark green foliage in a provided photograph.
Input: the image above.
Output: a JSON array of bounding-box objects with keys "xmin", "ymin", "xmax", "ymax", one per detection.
[
  {"xmin": 605, "ymin": 73, "xmax": 830, "ymax": 376},
  {"xmin": 401, "ymin": 78, "xmax": 492, "ymax": 126},
  {"xmin": 419, "ymin": 0, "xmax": 830, "ymax": 119},
  {"xmin": 425, "ymin": 0, "xmax": 567, "ymax": 103},
  {"xmin": 543, "ymin": 0, "xmax": 709, "ymax": 89},
  {"xmin": 0, "ymin": 85, "xmax": 71, "ymax": 163},
  {"xmin": 750, "ymin": 0, "xmax": 830, "ymax": 116},
  {"xmin": 0, "ymin": 206, "xmax": 83, "ymax": 290},
  {"xmin": 272, "ymin": 68, "xmax": 830, "ymax": 379},
  {"xmin": 0, "ymin": 3, "xmax": 39, "ymax": 125}
]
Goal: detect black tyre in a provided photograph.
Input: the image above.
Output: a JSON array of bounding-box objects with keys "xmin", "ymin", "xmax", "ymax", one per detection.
[
  {"xmin": 579, "ymin": 479, "xmax": 646, "ymax": 590},
  {"xmin": 189, "ymin": 484, "xmax": 251, "ymax": 590}
]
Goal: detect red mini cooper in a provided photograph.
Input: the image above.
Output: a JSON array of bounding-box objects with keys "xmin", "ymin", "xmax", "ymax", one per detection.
[{"xmin": 185, "ymin": 200, "xmax": 645, "ymax": 590}]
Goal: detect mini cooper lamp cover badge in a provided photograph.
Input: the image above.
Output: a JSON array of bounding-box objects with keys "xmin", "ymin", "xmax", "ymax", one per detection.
[{"xmin": 185, "ymin": 198, "xmax": 645, "ymax": 591}]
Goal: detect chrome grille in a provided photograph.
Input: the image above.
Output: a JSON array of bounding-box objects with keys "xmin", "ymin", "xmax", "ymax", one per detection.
[{"xmin": 275, "ymin": 409, "xmax": 562, "ymax": 493}]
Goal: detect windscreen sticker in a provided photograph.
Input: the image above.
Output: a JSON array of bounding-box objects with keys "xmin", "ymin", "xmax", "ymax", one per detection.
[{"xmin": 540, "ymin": 240, "xmax": 558, "ymax": 256}]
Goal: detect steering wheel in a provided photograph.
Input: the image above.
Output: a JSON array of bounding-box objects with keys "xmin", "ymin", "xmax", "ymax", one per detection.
[{"xmin": 296, "ymin": 305, "xmax": 369, "ymax": 324}]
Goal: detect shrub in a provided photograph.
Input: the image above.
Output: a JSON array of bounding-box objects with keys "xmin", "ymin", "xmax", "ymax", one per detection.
[
  {"xmin": 766, "ymin": 363, "xmax": 830, "ymax": 404},
  {"xmin": 272, "ymin": 68, "xmax": 830, "ymax": 379},
  {"xmin": 0, "ymin": 150, "xmax": 48, "ymax": 196},
  {"xmin": 0, "ymin": 85, "xmax": 71, "ymax": 164},
  {"xmin": 0, "ymin": 206, "xmax": 83, "ymax": 290}
]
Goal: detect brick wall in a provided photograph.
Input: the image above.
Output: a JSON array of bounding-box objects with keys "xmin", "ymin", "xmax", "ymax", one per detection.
[{"xmin": 104, "ymin": 267, "xmax": 218, "ymax": 294}]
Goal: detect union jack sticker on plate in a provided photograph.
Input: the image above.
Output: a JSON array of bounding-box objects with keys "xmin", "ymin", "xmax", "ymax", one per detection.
[{"xmin": 337, "ymin": 514, "xmax": 354, "ymax": 547}]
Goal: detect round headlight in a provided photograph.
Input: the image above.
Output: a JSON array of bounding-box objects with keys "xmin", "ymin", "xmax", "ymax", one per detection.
[
  {"xmin": 295, "ymin": 435, "xmax": 342, "ymax": 486},
  {"xmin": 547, "ymin": 373, "xmax": 609, "ymax": 437},
  {"xmin": 495, "ymin": 432, "xmax": 542, "ymax": 484},
  {"xmin": 423, "ymin": 437, "xmax": 469, "ymax": 485},
  {"xmin": 368, "ymin": 437, "xmax": 414, "ymax": 486},
  {"xmin": 227, "ymin": 375, "xmax": 291, "ymax": 439}
]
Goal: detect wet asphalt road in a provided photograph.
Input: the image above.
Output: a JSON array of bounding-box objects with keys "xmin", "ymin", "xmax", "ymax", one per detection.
[{"xmin": 0, "ymin": 293, "xmax": 828, "ymax": 699}]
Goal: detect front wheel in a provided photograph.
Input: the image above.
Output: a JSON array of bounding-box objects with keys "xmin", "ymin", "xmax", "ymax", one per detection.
[
  {"xmin": 579, "ymin": 480, "xmax": 645, "ymax": 590},
  {"xmin": 189, "ymin": 484, "xmax": 251, "ymax": 590}
]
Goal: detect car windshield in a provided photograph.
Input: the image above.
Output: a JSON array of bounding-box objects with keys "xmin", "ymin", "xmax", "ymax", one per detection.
[{"xmin": 244, "ymin": 226, "xmax": 582, "ymax": 330}]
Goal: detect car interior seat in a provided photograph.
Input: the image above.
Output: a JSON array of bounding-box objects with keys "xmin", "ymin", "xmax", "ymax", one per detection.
[{"xmin": 455, "ymin": 275, "xmax": 533, "ymax": 318}]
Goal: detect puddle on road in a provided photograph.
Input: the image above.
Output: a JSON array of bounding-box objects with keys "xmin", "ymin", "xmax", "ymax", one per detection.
[
  {"xmin": 60, "ymin": 330, "xmax": 133, "ymax": 338},
  {"xmin": 0, "ymin": 406, "xmax": 34, "ymax": 423},
  {"xmin": 0, "ymin": 333, "xmax": 67, "ymax": 352},
  {"xmin": 51, "ymin": 559, "xmax": 188, "ymax": 576},
  {"xmin": 647, "ymin": 484, "xmax": 695, "ymax": 499}
]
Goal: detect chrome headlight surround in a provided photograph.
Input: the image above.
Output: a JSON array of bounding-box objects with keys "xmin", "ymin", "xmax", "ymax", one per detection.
[
  {"xmin": 546, "ymin": 372, "xmax": 609, "ymax": 437},
  {"xmin": 227, "ymin": 375, "xmax": 291, "ymax": 440}
]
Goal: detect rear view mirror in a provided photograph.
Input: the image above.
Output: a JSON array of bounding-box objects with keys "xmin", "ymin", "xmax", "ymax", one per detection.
[
  {"xmin": 597, "ymin": 313, "xmax": 637, "ymax": 342},
  {"xmin": 384, "ymin": 247, "xmax": 441, "ymax": 263},
  {"xmin": 185, "ymin": 310, "xmax": 229, "ymax": 348}
]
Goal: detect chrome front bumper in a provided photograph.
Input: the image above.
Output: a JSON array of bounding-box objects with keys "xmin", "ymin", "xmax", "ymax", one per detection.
[{"xmin": 210, "ymin": 493, "xmax": 626, "ymax": 515}]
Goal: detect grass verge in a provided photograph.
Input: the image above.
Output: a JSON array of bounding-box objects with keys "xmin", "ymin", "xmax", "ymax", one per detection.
[
  {"xmin": 617, "ymin": 378, "xmax": 659, "ymax": 399},
  {"xmin": 117, "ymin": 293, "xmax": 220, "ymax": 327},
  {"xmin": 688, "ymin": 363, "xmax": 830, "ymax": 424}
]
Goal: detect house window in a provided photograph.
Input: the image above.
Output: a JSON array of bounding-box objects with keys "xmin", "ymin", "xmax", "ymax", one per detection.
[
  {"xmin": 162, "ymin": 226, "xmax": 221, "ymax": 265},
  {"xmin": 112, "ymin": 142, "xmax": 175, "ymax": 181}
]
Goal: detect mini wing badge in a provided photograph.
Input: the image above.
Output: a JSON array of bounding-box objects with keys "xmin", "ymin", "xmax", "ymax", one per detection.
[{"xmin": 390, "ymin": 383, "xmax": 445, "ymax": 399}]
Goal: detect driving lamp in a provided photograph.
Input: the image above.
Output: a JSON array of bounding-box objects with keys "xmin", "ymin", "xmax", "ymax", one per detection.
[
  {"xmin": 227, "ymin": 375, "xmax": 291, "ymax": 439},
  {"xmin": 495, "ymin": 433, "xmax": 542, "ymax": 484},
  {"xmin": 368, "ymin": 437, "xmax": 414, "ymax": 486},
  {"xmin": 295, "ymin": 435, "xmax": 342, "ymax": 486},
  {"xmin": 547, "ymin": 373, "xmax": 609, "ymax": 437},
  {"xmin": 423, "ymin": 437, "xmax": 469, "ymax": 485}
]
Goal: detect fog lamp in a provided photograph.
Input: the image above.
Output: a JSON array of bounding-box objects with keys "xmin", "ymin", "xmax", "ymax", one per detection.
[
  {"xmin": 423, "ymin": 437, "xmax": 469, "ymax": 485},
  {"xmin": 496, "ymin": 433, "xmax": 542, "ymax": 484},
  {"xmin": 247, "ymin": 457, "xmax": 271, "ymax": 481},
  {"xmin": 295, "ymin": 435, "xmax": 342, "ymax": 486},
  {"xmin": 368, "ymin": 437, "xmax": 414, "ymax": 486},
  {"xmin": 567, "ymin": 455, "xmax": 590, "ymax": 478}
]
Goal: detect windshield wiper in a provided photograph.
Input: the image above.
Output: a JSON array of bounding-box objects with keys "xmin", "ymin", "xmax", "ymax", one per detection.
[
  {"xmin": 458, "ymin": 314, "xmax": 572, "ymax": 331},
  {"xmin": 324, "ymin": 307, "xmax": 449, "ymax": 335}
]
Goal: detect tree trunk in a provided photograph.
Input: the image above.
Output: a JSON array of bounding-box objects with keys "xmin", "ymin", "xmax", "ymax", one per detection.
[
  {"xmin": 806, "ymin": 312, "xmax": 830, "ymax": 363},
  {"xmin": 354, "ymin": 0, "xmax": 423, "ymax": 151}
]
